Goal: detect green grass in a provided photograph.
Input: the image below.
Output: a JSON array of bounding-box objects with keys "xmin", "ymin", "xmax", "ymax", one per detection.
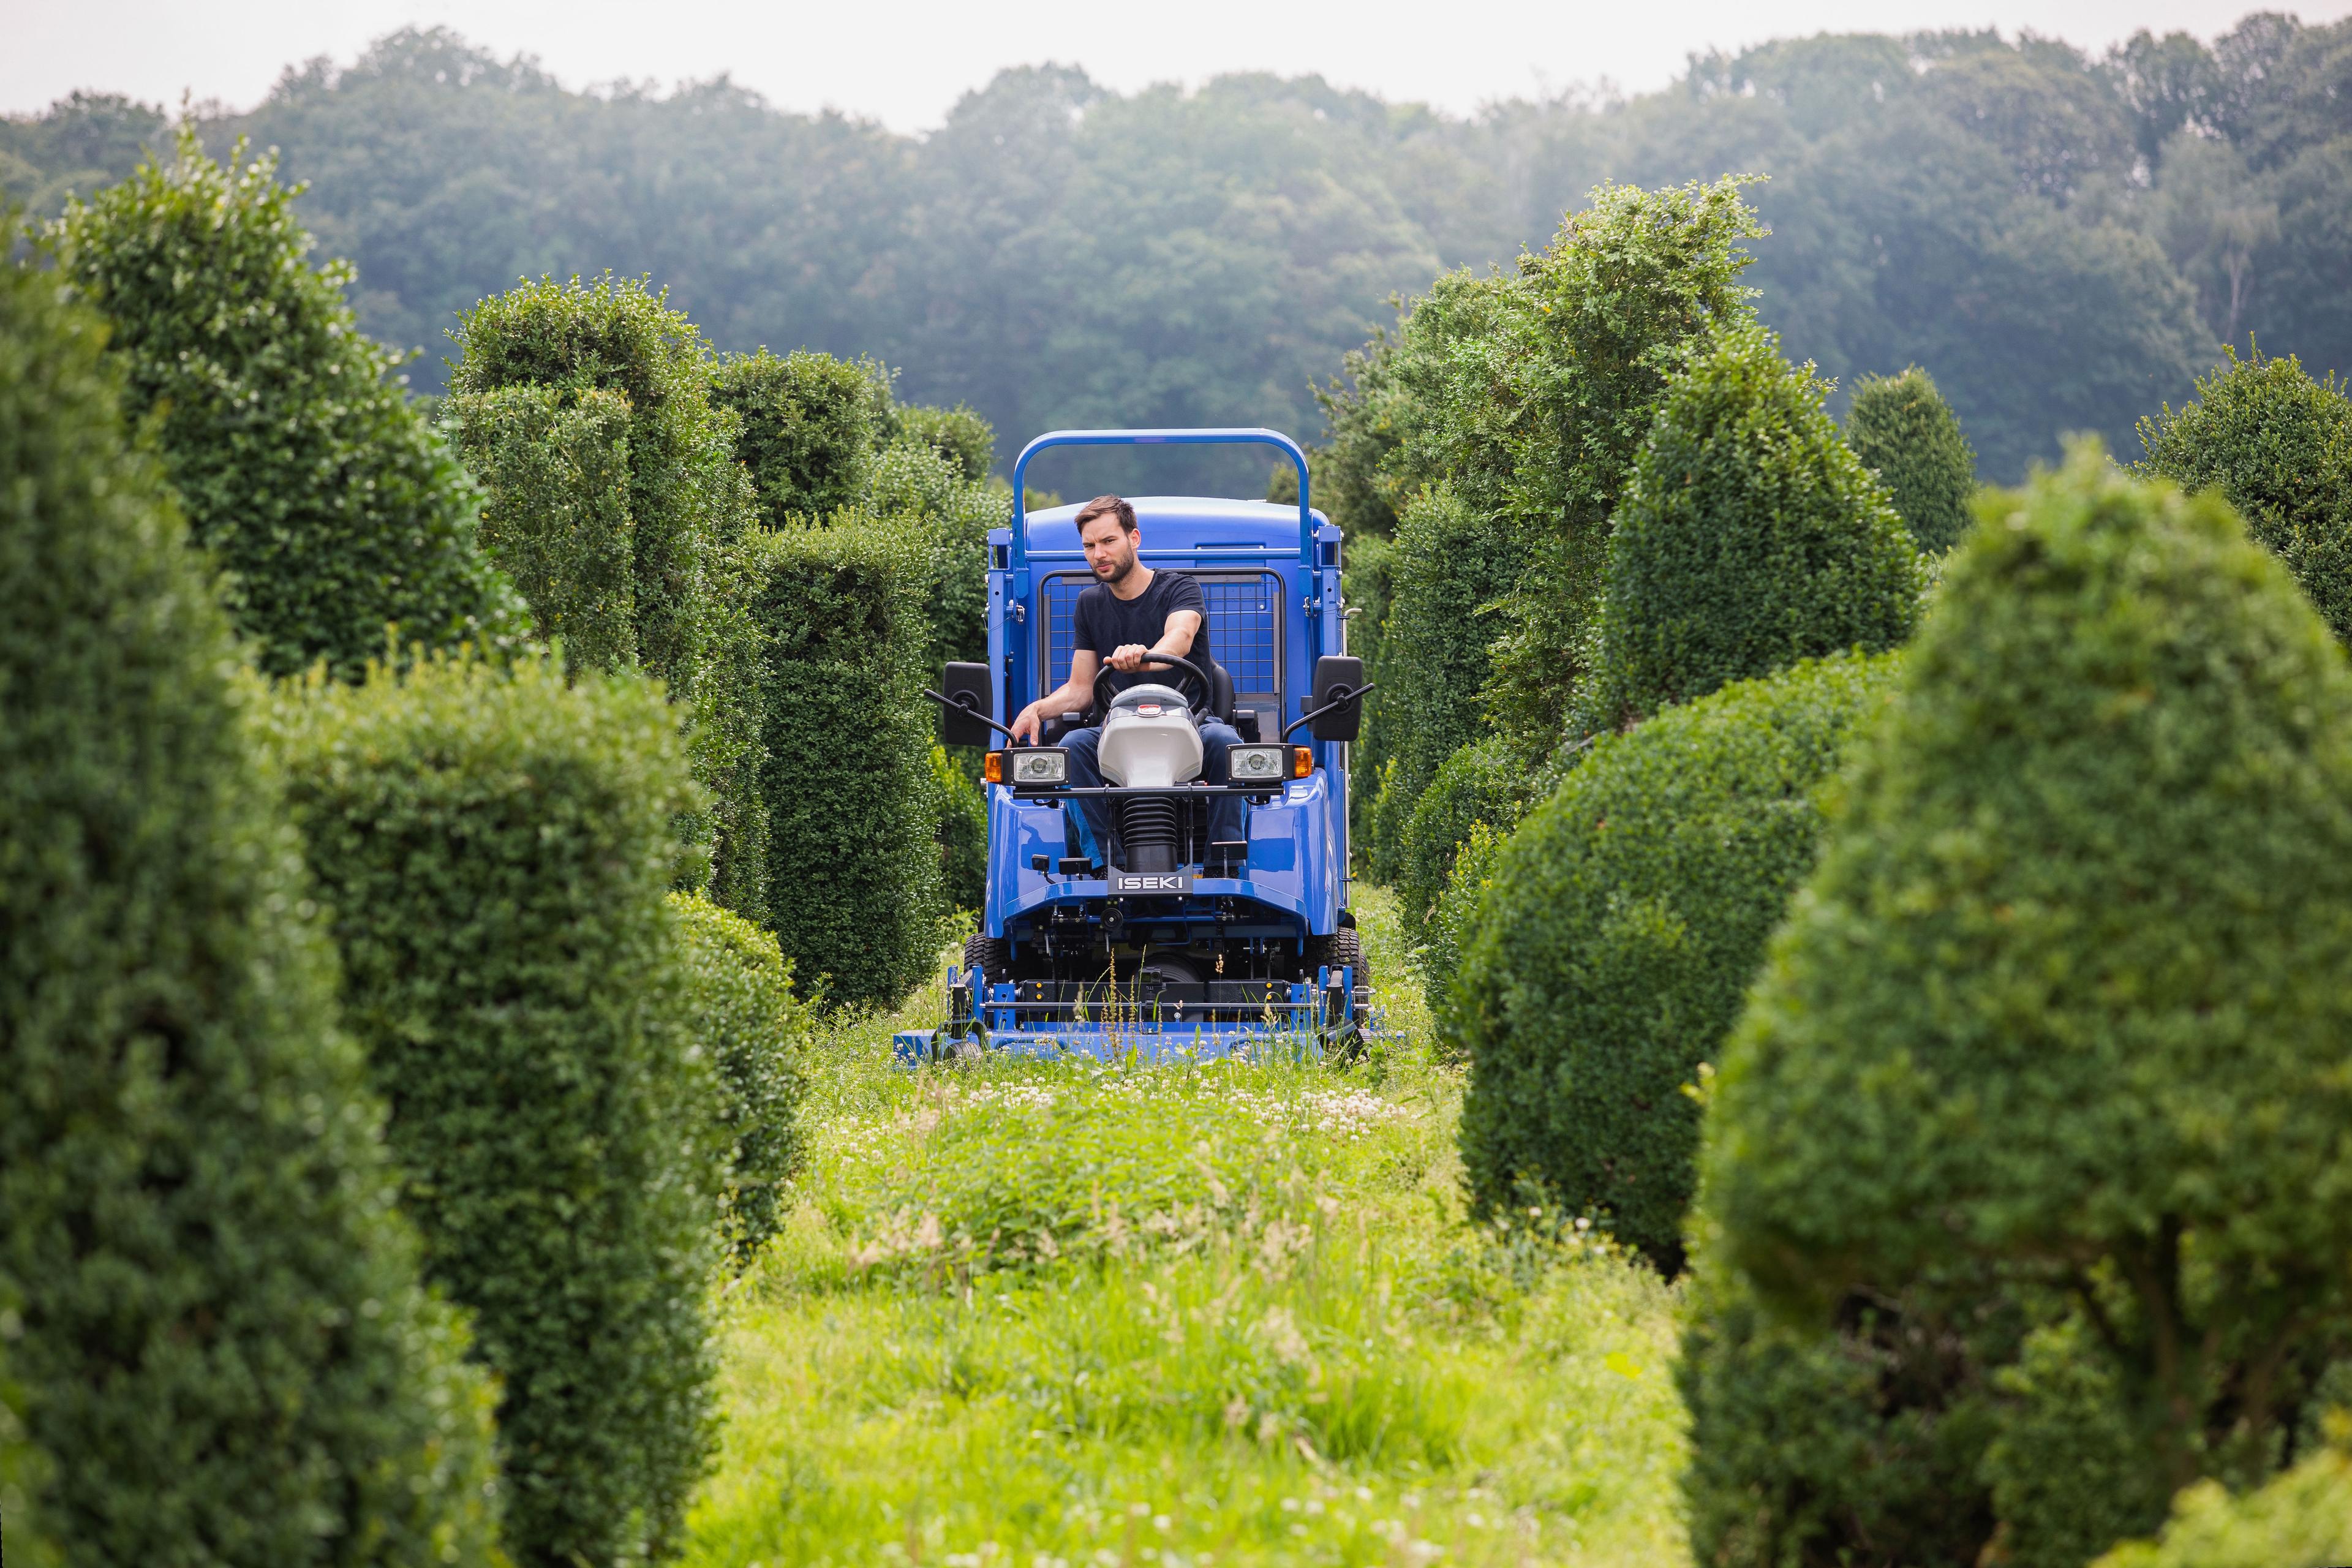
[{"xmin": 683, "ymin": 890, "xmax": 1690, "ymax": 1566}]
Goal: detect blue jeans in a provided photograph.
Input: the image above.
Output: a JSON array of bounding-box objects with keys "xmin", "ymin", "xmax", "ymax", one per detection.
[{"xmin": 1060, "ymin": 720, "xmax": 1247, "ymax": 869}]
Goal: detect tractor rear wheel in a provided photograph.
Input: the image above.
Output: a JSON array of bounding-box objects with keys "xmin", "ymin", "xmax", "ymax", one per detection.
[{"xmin": 962, "ymin": 932, "xmax": 1009, "ymax": 983}]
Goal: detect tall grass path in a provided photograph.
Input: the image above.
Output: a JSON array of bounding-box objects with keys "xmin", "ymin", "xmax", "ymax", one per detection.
[{"xmin": 683, "ymin": 889, "xmax": 1689, "ymax": 1567}]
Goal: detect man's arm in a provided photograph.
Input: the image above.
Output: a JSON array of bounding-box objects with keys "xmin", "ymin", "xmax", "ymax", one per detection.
[
  {"xmin": 1106, "ymin": 609, "xmax": 1203, "ymax": 671},
  {"xmin": 1010, "ymin": 649, "xmax": 1099, "ymax": 744}
]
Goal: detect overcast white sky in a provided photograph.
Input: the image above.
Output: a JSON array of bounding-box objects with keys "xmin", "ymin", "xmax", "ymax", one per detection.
[{"xmin": 9, "ymin": 0, "xmax": 2344, "ymax": 130}]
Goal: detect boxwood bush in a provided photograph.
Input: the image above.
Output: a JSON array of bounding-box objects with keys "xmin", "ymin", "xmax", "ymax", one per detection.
[
  {"xmin": 865, "ymin": 434, "xmax": 1007, "ymax": 668},
  {"xmin": 2134, "ymin": 347, "xmax": 2352, "ymax": 647},
  {"xmin": 1, "ymin": 263, "xmax": 500, "ymax": 1567},
  {"xmin": 1451, "ymin": 651, "xmax": 1898, "ymax": 1267},
  {"xmin": 44, "ymin": 128, "xmax": 526, "ymax": 679},
  {"xmin": 1360, "ymin": 483, "xmax": 1518, "ymax": 875},
  {"xmin": 1574, "ymin": 325, "xmax": 1922, "ymax": 739},
  {"xmin": 710, "ymin": 347, "xmax": 884, "ymax": 525},
  {"xmin": 450, "ymin": 274, "xmax": 768, "ymax": 921},
  {"xmin": 1395, "ymin": 736, "xmax": 1529, "ymax": 957},
  {"xmin": 747, "ymin": 518, "xmax": 945, "ymax": 1007},
  {"xmin": 1694, "ymin": 447, "xmax": 2352, "ymax": 1561},
  {"xmin": 670, "ymin": 892, "xmax": 811, "ymax": 1268},
  {"xmin": 262, "ymin": 654, "xmax": 722, "ymax": 1568},
  {"xmin": 885, "ymin": 401, "xmax": 996, "ymax": 483},
  {"xmin": 1844, "ymin": 364, "xmax": 1977, "ymax": 552}
]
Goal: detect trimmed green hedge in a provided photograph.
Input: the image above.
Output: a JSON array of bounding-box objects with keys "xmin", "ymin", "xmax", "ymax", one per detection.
[
  {"xmin": 670, "ymin": 892, "xmax": 811, "ymax": 1268},
  {"xmin": 747, "ymin": 518, "xmax": 946, "ymax": 1008},
  {"xmin": 886, "ymin": 401, "xmax": 996, "ymax": 483},
  {"xmin": 711, "ymin": 347, "xmax": 884, "ymax": 525},
  {"xmin": 1845, "ymin": 364, "xmax": 1977, "ymax": 552},
  {"xmin": 2135, "ymin": 347, "xmax": 2352, "ymax": 647},
  {"xmin": 932, "ymin": 744, "xmax": 989, "ymax": 913},
  {"xmin": 866, "ymin": 437, "xmax": 1007, "ymax": 668},
  {"xmin": 1574, "ymin": 325, "xmax": 1923, "ymax": 738},
  {"xmin": 44, "ymin": 129, "xmax": 527, "ymax": 679},
  {"xmin": 263, "ymin": 654, "xmax": 721, "ymax": 1568},
  {"xmin": 1, "ymin": 262, "xmax": 500, "ymax": 1566},
  {"xmin": 1395, "ymin": 736, "xmax": 1528, "ymax": 959},
  {"xmin": 451, "ymin": 273, "xmax": 747, "ymax": 697},
  {"xmin": 450, "ymin": 273, "xmax": 768, "ymax": 921},
  {"xmin": 1452, "ymin": 651, "xmax": 1898, "ymax": 1267},
  {"xmin": 1676, "ymin": 1251, "xmax": 2019, "ymax": 1568},
  {"xmin": 451, "ymin": 385, "xmax": 638, "ymax": 673},
  {"xmin": 1360, "ymin": 483, "xmax": 1518, "ymax": 875},
  {"xmin": 1694, "ymin": 447, "xmax": 2352, "ymax": 1557}
]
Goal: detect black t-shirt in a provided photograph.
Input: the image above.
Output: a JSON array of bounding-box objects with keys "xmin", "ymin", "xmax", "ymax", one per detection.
[{"xmin": 1072, "ymin": 568, "xmax": 1213, "ymax": 700}]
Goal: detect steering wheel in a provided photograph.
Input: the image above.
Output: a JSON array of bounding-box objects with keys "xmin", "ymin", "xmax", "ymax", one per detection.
[{"xmin": 1091, "ymin": 652, "xmax": 1212, "ymax": 720}]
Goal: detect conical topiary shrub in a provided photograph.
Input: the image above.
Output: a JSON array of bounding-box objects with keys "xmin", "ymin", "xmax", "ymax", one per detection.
[
  {"xmin": 2135, "ymin": 347, "xmax": 2352, "ymax": 648},
  {"xmin": 1844, "ymin": 364, "xmax": 1977, "ymax": 553},
  {"xmin": 45, "ymin": 129, "xmax": 527, "ymax": 679},
  {"xmin": 0, "ymin": 262, "xmax": 500, "ymax": 1566},
  {"xmin": 1691, "ymin": 445, "xmax": 2352, "ymax": 1562},
  {"xmin": 1574, "ymin": 324, "xmax": 1924, "ymax": 738}
]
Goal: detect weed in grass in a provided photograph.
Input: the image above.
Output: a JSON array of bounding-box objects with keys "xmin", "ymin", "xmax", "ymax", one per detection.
[{"xmin": 684, "ymin": 890, "xmax": 1690, "ymax": 1566}]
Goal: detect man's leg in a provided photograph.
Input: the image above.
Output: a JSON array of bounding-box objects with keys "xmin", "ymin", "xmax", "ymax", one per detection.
[
  {"xmin": 1196, "ymin": 720, "xmax": 1249, "ymax": 851},
  {"xmin": 1060, "ymin": 725, "xmax": 1112, "ymax": 868}
]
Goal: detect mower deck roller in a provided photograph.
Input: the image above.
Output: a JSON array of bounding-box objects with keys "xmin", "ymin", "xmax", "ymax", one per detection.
[{"xmin": 899, "ymin": 427, "xmax": 1385, "ymax": 1066}]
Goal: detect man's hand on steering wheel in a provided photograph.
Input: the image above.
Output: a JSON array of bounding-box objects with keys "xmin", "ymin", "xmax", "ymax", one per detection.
[{"xmin": 1108, "ymin": 643, "xmax": 1152, "ymax": 672}]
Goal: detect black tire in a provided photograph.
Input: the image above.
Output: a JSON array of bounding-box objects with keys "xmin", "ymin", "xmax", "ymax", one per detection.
[
  {"xmin": 962, "ymin": 932, "xmax": 1009, "ymax": 982},
  {"xmin": 1310, "ymin": 928, "xmax": 1368, "ymax": 989}
]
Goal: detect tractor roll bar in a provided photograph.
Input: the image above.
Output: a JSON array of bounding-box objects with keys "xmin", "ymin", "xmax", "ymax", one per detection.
[{"xmin": 1009, "ymin": 428, "xmax": 1314, "ymax": 568}]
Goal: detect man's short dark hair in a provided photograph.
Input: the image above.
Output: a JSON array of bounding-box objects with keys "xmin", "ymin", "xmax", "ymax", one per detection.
[{"xmin": 1076, "ymin": 494, "xmax": 1137, "ymax": 534}]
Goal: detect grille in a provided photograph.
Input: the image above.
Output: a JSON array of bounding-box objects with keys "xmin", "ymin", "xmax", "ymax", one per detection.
[{"xmin": 1041, "ymin": 571, "xmax": 1282, "ymax": 709}]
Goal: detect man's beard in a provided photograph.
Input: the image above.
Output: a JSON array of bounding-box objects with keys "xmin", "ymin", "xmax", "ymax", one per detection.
[{"xmin": 1093, "ymin": 552, "xmax": 1136, "ymax": 584}]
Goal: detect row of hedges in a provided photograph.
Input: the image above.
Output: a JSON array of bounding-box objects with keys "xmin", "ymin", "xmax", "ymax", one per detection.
[{"xmin": 1, "ymin": 262, "xmax": 505, "ymax": 1566}]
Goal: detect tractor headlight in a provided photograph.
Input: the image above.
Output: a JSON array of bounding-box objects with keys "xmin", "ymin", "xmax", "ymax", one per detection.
[
  {"xmin": 1007, "ymin": 747, "xmax": 1070, "ymax": 786},
  {"xmin": 1227, "ymin": 744, "xmax": 1287, "ymax": 783}
]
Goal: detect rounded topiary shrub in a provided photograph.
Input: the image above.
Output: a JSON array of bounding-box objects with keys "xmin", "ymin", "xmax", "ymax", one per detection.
[
  {"xmin": 263, "ymin": 654, "xmax": 721, "ymax": 1568},
  {"xmin": 670, "ymin": 891, "xmax": 812, "ymax": 1268},
  {"xmin": 1, "ymin": 262, "xmax": 500, "ymax": 1567},
  {"xmin": 1844, "ymin": 364, "xmax": 1977, "ymax": 553},
  {"xmin": 1695, "ymin": 446, "xmax": 2352, "ymax": 1559},
  {"xmin": 1575, "ymin": 324, "xmax": 1923, "ymax": 738},
  {"xmin": 1451, "ymin": 650, "xmax": 1899, "ymax": 1268},
  {"xmin": 710, "ymin": 347, "xmax": 884, "ymax": 526},
  {"xmin": 43, "ymin": 129, "xmax": 527, "ymax": 679},
  {"xmin": 2134, "ymin": 347, "xmax": 2352, "ymax": 647}
]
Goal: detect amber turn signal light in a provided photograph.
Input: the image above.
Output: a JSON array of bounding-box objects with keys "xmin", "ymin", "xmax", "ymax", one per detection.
[
  {"xmin": 1291, "ymin": 746, "xmax": 1313, "ymax": 778},
  {"xmin": 982, "ymin": 751, "xmax": 1004, "ymax": 785}
]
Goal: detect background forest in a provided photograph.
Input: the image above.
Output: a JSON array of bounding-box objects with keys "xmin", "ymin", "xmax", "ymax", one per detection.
[{"xmin": 7, "ymin": 13, "xmax": 2351, "ymax": 486}]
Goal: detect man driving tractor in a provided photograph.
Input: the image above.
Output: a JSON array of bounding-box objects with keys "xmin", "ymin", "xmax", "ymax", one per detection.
[{"xmin": 1009, "ymin": 494, "xmax": 1248, "ymax": 867}]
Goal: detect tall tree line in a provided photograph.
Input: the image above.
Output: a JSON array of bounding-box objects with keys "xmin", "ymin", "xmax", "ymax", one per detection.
[{"xmin": 7, "ymin": 14, "xmax": 2348, "ymax": 480}]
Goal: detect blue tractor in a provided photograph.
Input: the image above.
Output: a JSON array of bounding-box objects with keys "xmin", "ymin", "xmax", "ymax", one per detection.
[{"xmin": 896, "ymin": 428, "xmax": 1376, "ymax": 1065}]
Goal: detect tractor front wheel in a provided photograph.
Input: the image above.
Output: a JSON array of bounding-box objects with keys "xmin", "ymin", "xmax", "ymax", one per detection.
[{"xmin": 962, "ymin": 932, "xmax": 1009, "ymax": 983}]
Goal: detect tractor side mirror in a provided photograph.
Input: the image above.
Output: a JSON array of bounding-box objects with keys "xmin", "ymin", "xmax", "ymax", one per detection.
[
  {"xmin": 1309, "ymin": 655, "xmax": 1366, "ymax": 742},
  {"xmin": 938, "ymin": 662, "xmax": 995, "ymax": 748}
]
